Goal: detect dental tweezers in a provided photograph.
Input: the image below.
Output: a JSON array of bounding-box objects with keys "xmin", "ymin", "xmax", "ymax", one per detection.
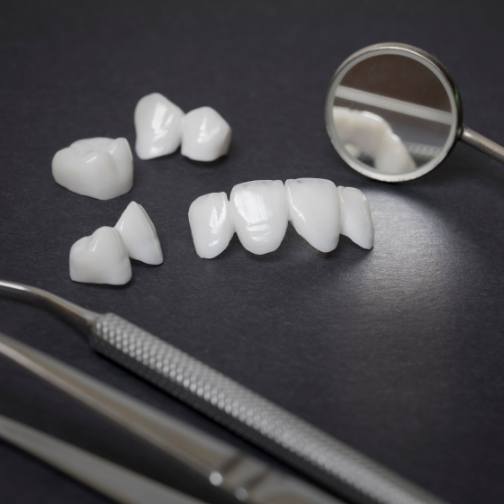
[
  {"xmin": 0, "ymin": 330, "xmax": 340, "ymax": 504},
  {"xmin": 0, "ymin": 280, "xmax": 446, "ymax": 504},
  {"xmin": 0, "ymin": 414, "xmax": 206, "ymax": 504}
]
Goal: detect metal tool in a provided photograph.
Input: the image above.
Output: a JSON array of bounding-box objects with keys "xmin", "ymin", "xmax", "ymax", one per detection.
[
  {"xmin": 326, "ymin": 42, "xmax": 504, "ymax": 182},
  {"xmin": 0, "ymin": 280, "xmax": 445, "ymax": 504},
  {"xmin": 0, "ymin": 414, "xmax": 206, "ymax": 504},
  {"xmin": 0, "ymin": 330, "xmax": 341, "ymax": 504}
]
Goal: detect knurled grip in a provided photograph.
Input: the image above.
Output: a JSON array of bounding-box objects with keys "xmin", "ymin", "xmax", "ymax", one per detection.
[{"xmin": 91, "ymin": 313, "xmax": 445, "ymax": 504}]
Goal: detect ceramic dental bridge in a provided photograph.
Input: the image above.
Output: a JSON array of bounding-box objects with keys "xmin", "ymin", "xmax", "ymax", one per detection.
[{"xmin": 0, "ymin": 279, "xmax": 445, "ymax": 504}]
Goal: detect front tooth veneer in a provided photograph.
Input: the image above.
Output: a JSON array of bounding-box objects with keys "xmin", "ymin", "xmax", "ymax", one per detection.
[
  {"xmin": 69, "ymin": 226, "xmax": 132, "ymax": 285},
  {"xmin": 188, "ymin": 192, "xmax": 234, "ymax": 259},
  {"xmin": 338, "ymin": 186, "xmax": 374, "ymax": 249},
  {"xmin": 181, "ymin": 107, "xmax": 231, "ymax": 162},
  {"xmin": 134, "ymin": 93, "xmax": 184, "ymax": 160},
  {"xmin": 286, "ymin": 178, "xmax": 340, "ymax": 253},
  {"xmin": 188, "ymin": 179, "xmax": 374, "ymax": 258},
  {"xmin": 52, "ymin": 137, "xmax": 134, "ymax": 200},
  {"xmin": 230, "ymin": 180, "xmax": 288, "ymax": 255},
  {"xmin": 115, "ymin": 201, "xmax": 163, "ymax": 265}
]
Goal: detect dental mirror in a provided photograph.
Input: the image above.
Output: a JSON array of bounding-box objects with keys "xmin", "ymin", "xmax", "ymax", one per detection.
[{"xmin": 325, "ymin": 42, "xmax": 504, "ymax": 182}]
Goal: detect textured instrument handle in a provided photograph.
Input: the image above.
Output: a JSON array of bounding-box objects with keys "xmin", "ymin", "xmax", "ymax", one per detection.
[{"xmin": 91, "ymin": 313, "xmax": 445, "ymax": 504}]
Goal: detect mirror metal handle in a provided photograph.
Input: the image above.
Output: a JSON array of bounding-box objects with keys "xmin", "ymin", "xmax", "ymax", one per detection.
[
  {"xmin": 326, "ymin": 42, "xmax": 504, "ymax": 181},
  {"xmin": 461, "ymin": 127, "xmax": 504, "ymax": 163}
]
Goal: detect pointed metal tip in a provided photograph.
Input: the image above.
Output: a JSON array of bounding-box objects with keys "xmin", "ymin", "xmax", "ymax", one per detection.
[{"xmin": 0, "ymin": 280, "xmax": 97, "ymax": 330}]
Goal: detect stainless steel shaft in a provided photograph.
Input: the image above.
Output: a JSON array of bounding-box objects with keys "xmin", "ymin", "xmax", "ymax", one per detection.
[
  {"xmin": 91, "ymin": 313, "xmax": 446, "ymax": 504},
  {"xmin": 0, "ymin": 280, "xmax": 446, "ymax": 504},
  {"xmin": 461, "ymin": 127, "xmax": 504, "ymax": 163},
  {"xmin": 0, "ymin": 414, "xmax": 206, "ymax": 504}
]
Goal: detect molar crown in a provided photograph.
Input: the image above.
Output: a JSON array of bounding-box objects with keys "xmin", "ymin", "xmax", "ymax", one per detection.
[{"xmin": 52, "ymin": 137, "xmax": 134, "ymax": 200}]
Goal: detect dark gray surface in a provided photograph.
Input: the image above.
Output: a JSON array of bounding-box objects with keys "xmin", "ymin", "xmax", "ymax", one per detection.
[{"xmin": 1, "ymin": 1, "xmax": 503, "ymax": 503}]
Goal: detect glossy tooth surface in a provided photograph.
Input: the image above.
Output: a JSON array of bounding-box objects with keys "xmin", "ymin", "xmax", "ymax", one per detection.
[
  {"xmin": 375, "ymin": 132, "xmax": 416, "ymax": 174},
  {"xmin": 134, "ymin": 93, "xmax": 184, "ymax": 160},
  {"xmin": 115, "ymin": 201, "xmax": 163, "ymax": 265},
  {"xmin": 181, "ymin": 107, "xmax": 231, "ymax": 162},
  {"xmin": 188, "ymin": 192, "xmax": 234, "ymax": 259},
  {"xmin": 338, "ymin": 186, "xmax": 374, "ymax": 249},
  {"xmin": 333, "ymin": 108, "xmax": 388, "ymax": 157},
  {"xmin": 69, "ymin": 227, "xmax": 132, "ymax": 285},
  {"xmin": 333, "ymin": 107, "xmax": 415, "ymax": 173},
  {"xmin": 286, "ymin": 178, "xmax": 340, "ymax": 253},
  {"xmin": 52, "ymin": 137, "xmax": 134, "ymax": 200},
  {"xmin": 230, "ymin": 180, "xmax": 287, "ymax": 255}
]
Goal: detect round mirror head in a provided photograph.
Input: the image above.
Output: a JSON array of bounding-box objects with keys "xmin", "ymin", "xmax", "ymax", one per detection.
[{"xmin": 326, "ymin": 43, "xmax": 462, "ymax": 182}]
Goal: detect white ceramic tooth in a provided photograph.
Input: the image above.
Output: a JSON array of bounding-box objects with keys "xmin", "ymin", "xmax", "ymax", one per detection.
[
  {"xmin": 375, "ymin": 132, "xmax": 416, "ymax": 174},
  {"xmin": 333, "ymin": 107, "xmax": 388, "ymax": 157},
  {"xmin": 188, "ymin": 192, "xmax": 234, "ymax": 259},
  {"xmin": 338, "ymin": 186, "xmax": 374, "ymax": 249},
  {"xmin": 115, "ymin": 201, "xmax": 163, "ymax": 265},
  {"xmin": 333, "ymin": 107, "xmax": 415, "ymax": 173},
  {"xmin": 334, "ymin": 108, "xmax": 385, "ymax": 155},
  {"xmin": 230, "ymin": 180, "xmax": 287, "ymax": 255},
  {"xmin": 52, "ymin": 137, "xmax": 134, "ymax": 200},
  {"xmin": 134, "ymin": 93, "xmax": 184, "ymax": 160},
  {"xmin": 69, "ymin": 226, "xmax": 132, "ymax": 285},
  {"xmin": 181, "ymin": 107, "xmax": 231, "ymax": 162},
  {"xmin": 286, "ymin": 178, "xmax": 340, "ymax": 253}
]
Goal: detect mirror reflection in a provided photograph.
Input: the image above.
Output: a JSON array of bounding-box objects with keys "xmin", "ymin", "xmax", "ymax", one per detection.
[{"xmin": 331, "ymin": 53, "xmax": 455, "ymax": 176}]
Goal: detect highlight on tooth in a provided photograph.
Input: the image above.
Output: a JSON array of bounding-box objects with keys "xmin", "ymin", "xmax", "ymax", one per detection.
[
  {"xmin": 69, "ymin": 226, "xmax": 132, "ymax": 285},
  {"xmin": 333, "ymin": 107, "xmax": 415, "ymax": 174},
  {"xmin": 52, "ymin": 137, "xmax": 134, "ymax": 200},
  {"xmin": 338, "ymin": 186, "xmax": 374, "ymax": 250},
  {"xmin": 286, "ymin": 178, "xmax": 341, "ymax": 253},
  {"xmin": 230, "ymin": 180, "xmax": 288, "ymax": 255},
  {"xmin": 188, "ymin": 192, "xmax": 234, "ymax": 259},
  {"xmin": 134, "ymin": 93, "xmax": 184, "ymax": 160},
  {"xmin": 181, "ymin": 107, "xmax": 231, "ymax": 162},
  {"xmin": 115, "ymin": 201, "xmax": 163, "ymax": 265},
  {"xmin": 188, "ymin": 179, "xmax": 374, "ymax": 258}
]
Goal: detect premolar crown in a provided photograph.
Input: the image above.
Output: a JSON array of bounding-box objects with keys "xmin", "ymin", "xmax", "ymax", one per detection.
[
  {"xmin": 188, "ymin": 179, "xmax": 374, "ymax": 258},
  {"xmin": 134, "ymin": 93, "xmax": 184, "ymax": 160},
  {"xmin": 70, "ymin": 202, "xmax": 163, "ymax": 285},
  {"xmin": 133, "ymin": 94, "xmax": 232, "ymax": 163},
  {"xmin": 69, "ymin": 227, "xmax": 132, "ymax": 285},
  {"xmin": 181, "ymin": 107, "xmax": 231, "ymax": 162},
  {"xmin": 115, "ymin": 201, "xmax": 163, "ymax": 265}
]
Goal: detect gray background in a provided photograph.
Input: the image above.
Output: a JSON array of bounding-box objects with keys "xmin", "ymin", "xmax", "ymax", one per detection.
[{"xmin": 1, "ymin": 1, "xmax": 503, "ymax": 502}]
